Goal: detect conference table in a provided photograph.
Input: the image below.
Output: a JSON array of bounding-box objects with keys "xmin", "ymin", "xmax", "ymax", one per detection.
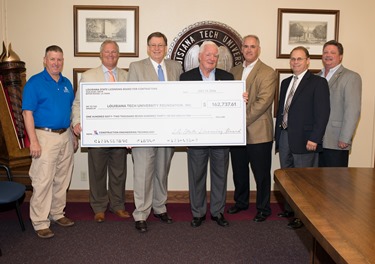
[{"xmin": 274, "ymin": 167, "xmax": 375, "ymax": 264}]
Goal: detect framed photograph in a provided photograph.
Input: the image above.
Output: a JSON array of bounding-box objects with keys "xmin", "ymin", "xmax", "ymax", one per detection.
[
  {"xmin": 73, "ymin": 68, "xmax": 129, "ymax": 93},
  {"xmin": 73, "ymin": 5, "xmax": 139, "ymax": 57},
  {"xmin": 274, "ymin": 68, "xmax": 321, "ymax": 117},
  {"xmin": 72, "ymin": 68, "xmax": 89, "ymax": 93},
  {"xmin": 277, "ymin": 9, "xmax": 340, "ymax": 59}
]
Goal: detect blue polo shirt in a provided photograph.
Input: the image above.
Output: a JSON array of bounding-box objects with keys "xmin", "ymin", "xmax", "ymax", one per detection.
[{"xmin": 22, "ymin": 68, "xmax": 74, "ymax": 129}]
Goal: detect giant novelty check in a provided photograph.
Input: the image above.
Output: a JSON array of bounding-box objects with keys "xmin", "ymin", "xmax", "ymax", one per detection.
[{"xmin": 81, "ymin": 81, "xmax": 246, "ymax": 147}]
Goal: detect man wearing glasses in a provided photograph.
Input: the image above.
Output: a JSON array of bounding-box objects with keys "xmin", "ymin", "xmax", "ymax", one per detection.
[
  {"xmin": 127, "ymin": 32, "xmax": 183, "ymax": 233},
  {"xmin": 275, "ymin": 46, "xmax": 330, "ymax": 229}
]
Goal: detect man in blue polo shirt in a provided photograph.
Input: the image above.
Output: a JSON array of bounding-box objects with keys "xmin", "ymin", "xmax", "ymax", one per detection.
[{"xmin": 22, "ymin": 45, "xmax": 76, "ymax": 239}]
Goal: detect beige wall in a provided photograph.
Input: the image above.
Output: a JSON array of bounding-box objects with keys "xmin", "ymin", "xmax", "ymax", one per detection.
[{"xmin": 1, "ymin": 0, "xmax": 374, "ymax": 190}]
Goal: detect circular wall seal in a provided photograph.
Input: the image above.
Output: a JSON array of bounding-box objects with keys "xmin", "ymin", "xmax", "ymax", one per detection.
[{"xmin": 167, "ymin": 21, "xmax": 243, "ymax": 72}]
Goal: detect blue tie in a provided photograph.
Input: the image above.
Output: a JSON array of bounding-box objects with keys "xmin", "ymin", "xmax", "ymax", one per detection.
[{"xmin": 158, "ymin": 64, "xmax": 165, "ymax": 81}]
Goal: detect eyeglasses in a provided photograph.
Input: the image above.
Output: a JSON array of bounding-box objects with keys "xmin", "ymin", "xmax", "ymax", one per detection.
[
  {"xmin": 290, "ymin": 57, "xmax": 307, "ymax": 62},
  {"xmin": 102, "ymin": 51, "xmax": 118, "ymax": 55},
  {"xmin": 148, "ymin": 44, "xmax": 166, "ymax": 49}
]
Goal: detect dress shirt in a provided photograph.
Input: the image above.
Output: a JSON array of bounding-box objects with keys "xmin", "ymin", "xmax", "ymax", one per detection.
[
  {"xmin": 241, "ymin": 59, "xmax": 258, "ymax": 80},
  {"xmin": 150, "ymin": 59, "xmax": 168, "ymax": 81},
  {"xmin": 283, "ymin": 69, "xmax": 307, "ymax": 106},
  {"xmin": 320, "ymin": 63, "xmax": 341, "ymax": 81},
  {"xmin": 199, "ymin": 68, "xmax": 216, "ymax": 81},
  {"xmin": 102, "ymin": 65, "xmax": 117, "ymax": 82}
]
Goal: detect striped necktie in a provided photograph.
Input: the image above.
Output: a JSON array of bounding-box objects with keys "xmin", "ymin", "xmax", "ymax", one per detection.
[{"xmin": 282, "ymin": 76, "xmax": 298, "ymax": 129}]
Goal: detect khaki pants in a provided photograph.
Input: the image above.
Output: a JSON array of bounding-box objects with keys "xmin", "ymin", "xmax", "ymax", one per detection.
[{"xmin": 29, "ymin": 129, "xmax": 74, "ymax": 231}]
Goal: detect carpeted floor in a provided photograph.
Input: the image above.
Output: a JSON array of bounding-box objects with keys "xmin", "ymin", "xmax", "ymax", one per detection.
[
  {"xmin": 0, "ymin": 202, "xmax": 312, "ymax": 263},
  {"xmin": 2, "ymin": 202, "xmax": 286, "ymax": 222}
]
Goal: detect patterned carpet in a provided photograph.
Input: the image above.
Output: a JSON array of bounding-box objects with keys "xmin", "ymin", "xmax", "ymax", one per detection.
[
  {"xmin": 0, "ymin": 202, "xmax": 312, "ymax": 263},
  {"xmin": 1, "ymin": 202, "xmax": 286, "ymax": 222}
]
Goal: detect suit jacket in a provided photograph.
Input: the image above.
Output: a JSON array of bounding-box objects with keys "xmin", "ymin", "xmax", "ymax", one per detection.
[
  {"xmin": 319, "ymin": 65, "xmax": 362, "ymax": 150},
  {"xmin": 230, "ymin": 60, "xmax": 277, "ymax": 144},
  {"xmin": 275, "ymin": 70, "xmax": 330, "ymax": 154},
  {"xmin": 127, "ymin": 58, "xmax": 182, "ymax": 82},
  {"xmin": 71, "ymin": 66, "xmax": 128, "ymax": 127},
  {"xmin": 180, "ymin": 67, "xmax": 234, "ymax": 81}
]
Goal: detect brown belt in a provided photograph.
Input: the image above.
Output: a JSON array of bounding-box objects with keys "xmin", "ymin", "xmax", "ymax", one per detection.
[{"xmin": 35, "ymin": 127, "xmax": 68, "ymax": 134}]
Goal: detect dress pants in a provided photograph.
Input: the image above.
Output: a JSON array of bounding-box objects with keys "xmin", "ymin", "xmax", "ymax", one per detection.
[
  {"xmin": 230, "ymin": 142, "xmax": 272, "ymax": 214},
  {"xmin": 132, "ymin": 147, "xmax": 174, "ymax": 221},
  {"xmin": 29, "ymin": 130, "xmax": 74, "ymax": 231},
  {"xmin": 278, "ymin": 130, "xmax": 318, "ymax": 212},
  {"xmin": 88, "ymin": 147, "xmax": 127, "ymax": 213},
  {"xmin": 188, "ymin": 146, "xmax": 229, "ymax": 218},
  {"xmin": 319, "ymin": 148, "xmax": 349, "ymax": 167}
]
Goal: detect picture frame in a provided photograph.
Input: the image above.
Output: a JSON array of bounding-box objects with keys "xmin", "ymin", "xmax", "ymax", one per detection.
[
  {"xmin": 277, "ymin": 8, "xmax": 340, "ymax": 59},
  {"xmin": 274, "ymin": 68, "xmax": 321, "ymax": 117},
  {"xmin": 73, "ymin": 5, "xmax": 139, "ymax": 57},
  {"xmin": 73, "ymin": 68, "xmax": 128, "ymax": 93},
  {"xmin": 72, "ymin": 68, "xmax": 88, "ymax": 93}
]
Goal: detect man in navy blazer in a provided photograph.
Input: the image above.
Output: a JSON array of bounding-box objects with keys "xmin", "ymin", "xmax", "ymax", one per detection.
[
  {"xmin": 180, "ymin": 41, "xmax": 234, "ymax": 228},
  {"xmin": 275, "ymin": 46, "xmax": 330, "ymax": 228}
]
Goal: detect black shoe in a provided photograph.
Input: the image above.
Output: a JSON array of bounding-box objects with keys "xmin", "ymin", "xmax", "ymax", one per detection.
[
  {"xmin": 253, "ymin": 212, "xmax": 269, "ymax": 222},
  {"xmin": 135, "ymin": 220, "xmax": 148, "ymax": 233},
  {"xmin": 154, "ymin": 212, "xmax": 173, "ymax": 224},
  {"xmin": 211, "ymin": 213, "xmax": 229, "ymax": 227},
  {"xmin": 227, "ymin": 206, "xmax": 247, "ymax": 214},
  {"xmin": 191, "ymin": 216, "xmax": 206, "ymax": 228},
  {"xmin": 287, "ymin": 218, "xmax": 303, "ymax": 229},
  {"xmin": 278, "ymin": 210, "xmax": 295, "ymax": 218}
]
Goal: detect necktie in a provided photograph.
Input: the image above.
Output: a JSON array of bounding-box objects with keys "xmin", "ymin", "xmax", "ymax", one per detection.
[
  {"xmin": 108, "ymin": 70, "xmax": 115, "ymax": 82},
  {"xmin": 158, "ymin": 64, "xmax": 165, "ymax": 81},
  {"xmin": 282, "ymin": 76, "xmax": 298, "ymax": 129}
]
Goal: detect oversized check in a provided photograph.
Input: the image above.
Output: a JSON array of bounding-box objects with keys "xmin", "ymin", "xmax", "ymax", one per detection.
[{"xmin": 80, "ymin": 81, "xmax": 246, "ymax": 147}]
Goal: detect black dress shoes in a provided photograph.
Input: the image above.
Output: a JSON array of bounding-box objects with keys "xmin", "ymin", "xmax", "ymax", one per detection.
[
  {"xmin": 154, "ymin": 212, "xmax": 173, "ymax": 224},
  {"xmin": 287, "ymin": 218, "xmax": 303, "ymax": 229},
  {"xmin": 211, "ymin": 213, "xmax": 229, "ymax": 227},
  {"xmin": 191, "ymin": 215, "xmax": 206, "ymax": 228},
  {"xmin": 227, "ymin": 206, "xmax": 247, "ymax": 214},
  {"xmin": 277, "ymin": 210, "xmax": 295, "ymax": 218},
  {"xmin": 135, "ymin": 220, "xmax": 148, "ymax": 233},
  {"xmin": 253, "ymin": 212, "xmax": 270, "ymax": 222}
]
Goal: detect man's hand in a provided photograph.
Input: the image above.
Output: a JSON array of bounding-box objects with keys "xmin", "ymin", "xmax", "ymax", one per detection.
[
  {"xmin": 29, "ymin": 141, "xmax": 42, "ymax": 158},
  {"xmin": 73, "ymin": 123, "xmax": 82, "ymax": 137},
  {"xmin": 306, "ymin": 140, "xmax": 317, "ymax": 152},
  {"xmin": 338, "ymin": 141, "xmax": 349, "ymax": 149}
]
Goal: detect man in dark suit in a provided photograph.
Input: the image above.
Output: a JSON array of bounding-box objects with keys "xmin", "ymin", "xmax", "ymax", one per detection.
[
  {"xmin": 72, "ymin": 40, "xmax": 130, "ymax": 223},
  {"xmin": 127, "ymin": 32, "xmax": 183, "ymax": 233},
  {"xmin": 180, "ymin": 41, "xmax": 234, "ymax": 228},
  {"xmin": 228, "ymin": 35, "xmax": 277, "ymax": 222},
  {"xmin": 275, "ymin": 46, "xmax": 330, "ymax": 228},
  {"xmin": 318, "ymin": 40, "xmax": 362, "ymax": 167}
]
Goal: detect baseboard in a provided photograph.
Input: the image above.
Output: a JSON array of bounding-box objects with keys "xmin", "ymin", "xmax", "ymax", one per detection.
[{"xmin": 24, "ymin": 190, "xmax": 284, "ymax": 204}]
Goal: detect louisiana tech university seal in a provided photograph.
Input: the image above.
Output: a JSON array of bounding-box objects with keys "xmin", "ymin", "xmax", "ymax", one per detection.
[{"xmin": 167, "ymin": 21, "xmax": 243, "ymax": 72}]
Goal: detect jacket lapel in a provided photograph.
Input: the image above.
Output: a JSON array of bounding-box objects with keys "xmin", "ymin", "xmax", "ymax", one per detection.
[
  {"xmin": 328, "ymin": 65, "xmax": 344, "ymax": 87},
  {"xmin": 290, "ymin": 70, "xmax": 311, "ymax": 105},
  {"xmin": 145, "ymin": 58, "xmax": 158, "ymax": 81},
  {"xmin": 245, "ymin": 60, "xmax": 262, "ymax": 89}
]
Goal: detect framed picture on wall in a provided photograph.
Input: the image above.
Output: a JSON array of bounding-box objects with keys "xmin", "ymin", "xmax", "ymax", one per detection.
[
  {"xmin": 276, "ymin": 9, "xmax": 340, "ymax": 59},
  {"xmin": 73, "ymin": 5, "xmax": 139, "ymax": 57},
  {"xmin": 274, "ymin": 68, "xmax": 321, "ymax": 117}
]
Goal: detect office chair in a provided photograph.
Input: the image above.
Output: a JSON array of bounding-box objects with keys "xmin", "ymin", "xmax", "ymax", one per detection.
[{"xmin": 0, "ymin": 164, "xmax": 26, "ymax": 232}]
